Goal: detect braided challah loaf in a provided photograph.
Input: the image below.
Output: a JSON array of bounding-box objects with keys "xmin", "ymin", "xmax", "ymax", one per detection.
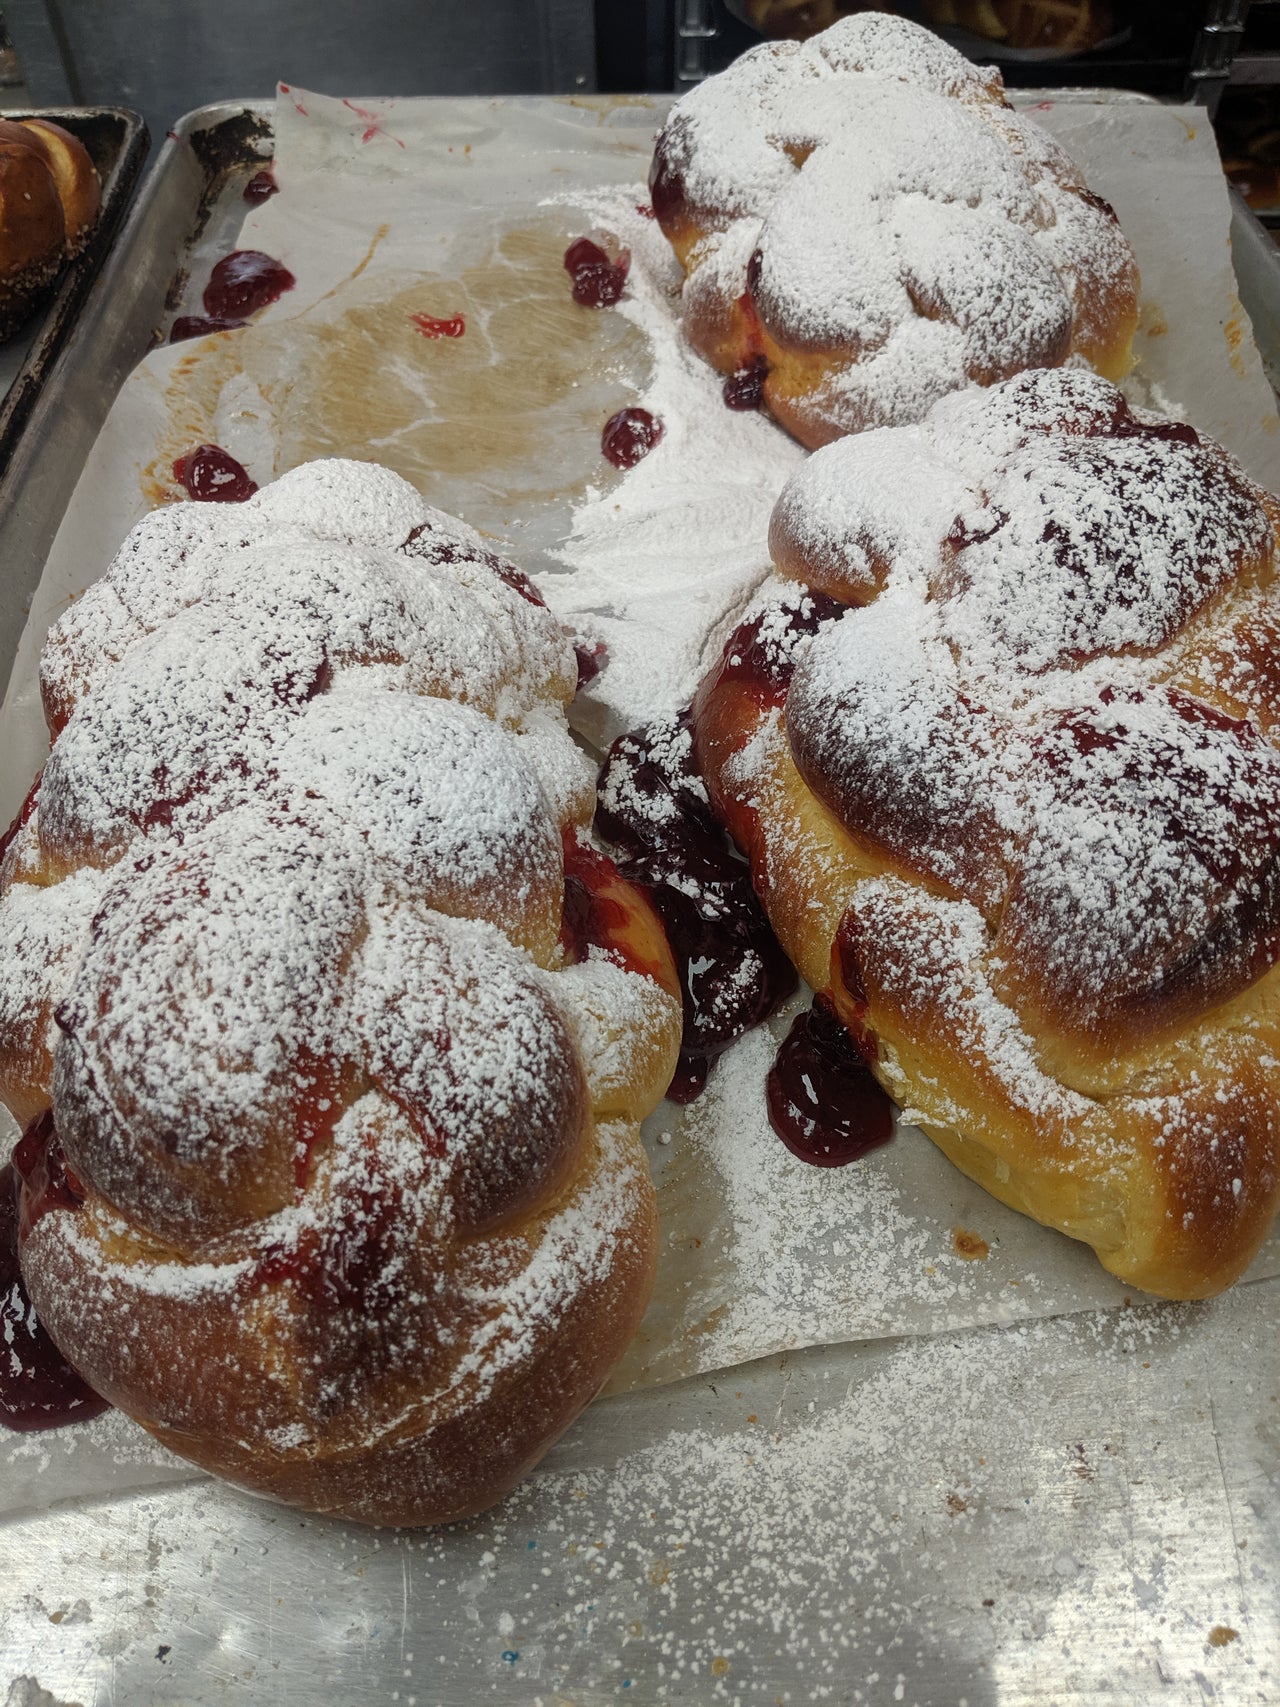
[
  {"xmin": 693, "ymin": 369, "xmax": 1280, "ymax": 1298},
  {"xmin": 650, "ymin": 12, "xmax": 1139, "ymax": 448},
  {"xmin": 1, "ymin": 460, "xmax": 681, "ymax": 1525}
]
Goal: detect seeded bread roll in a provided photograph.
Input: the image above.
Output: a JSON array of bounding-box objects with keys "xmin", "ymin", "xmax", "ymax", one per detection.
[
  {"xmin": 650, "ymin": 12, "xmax": 1138, "ymax": 448},
  {"xmin": 0, "ymin": 118, "xmax": 100, "ymax": 339},
  {"xmin": 692, "ymin": 371, "xmax": 1280, "ymax": 1299},
  {"xmin": 1, "ymin": 459, "xmax": 682, "ymax": 1526}
]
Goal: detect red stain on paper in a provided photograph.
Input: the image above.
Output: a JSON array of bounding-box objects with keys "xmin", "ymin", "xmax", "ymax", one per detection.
[{"xmin": 411, "ymin": 312, "xmax": 466, "ymax": 339}]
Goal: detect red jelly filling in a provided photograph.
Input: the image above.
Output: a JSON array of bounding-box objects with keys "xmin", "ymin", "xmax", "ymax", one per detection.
[
  {"xmin": 2, "ymin": 1117, "xmax": 108, "ymax": 1433},
  {"xmin": 574, "ymin": 639, "xmax": 607, "ymax": 691},
  {"xmin": 723, "ymin": 358, "xmax": 768, "ymax": 412},
  {"xmin": 0, "ymin": 770, "xmax": 42, "ymax": 866},
  {"xmin": 595, "ymin": 713, "xmax": 796, "ymax": 1101},
  {"xmin": 766, "ymin": 996, "xmax": 895, "ymax": 1167},
  {"xmin": 602, "ymin": 407, "xmax": 663, "ymax": 470},
  {"xmin": 563, "ymin": 237, "xmax": 630, "ymax": 308},
  {"xmin": 203, "ymin": 250, "xmax": 295, "ymax": 320},
  {"xmin": 170, "ymin": 314, "xmax": 248, "ymax": 344},
  {"xmin": 243, "ymin": 168, "xmax": 279, "ymax": 205},
  {"xmin": 705, "ymin": 590, "xmax": 846, "ymax": 711},
  {"xmin": 173, "ymin": 444, "xmax": 258, "ymax": 503}
]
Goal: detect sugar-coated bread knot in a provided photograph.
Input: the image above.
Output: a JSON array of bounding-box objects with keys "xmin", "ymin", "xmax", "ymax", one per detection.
[
  {"xmin": 0, "ymin": 458, "xmax": 682, "ymax": 1525},
  {"xmin": 650, "ymin": 11, "xmax": 1139, "ymax": 447},
  {"xmin": 692, "ymin": 370, "xmax": 1280, "ymax": 1299}
]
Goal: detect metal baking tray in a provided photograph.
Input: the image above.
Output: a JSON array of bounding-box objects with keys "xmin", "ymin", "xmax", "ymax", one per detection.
[
  {"xmin": 1, "ymin": 97, "xmax": 1279, "ymax": 1707},
  {"xmin": 0, "ymin": 107, "xmax": 148, "ymax": 472}
]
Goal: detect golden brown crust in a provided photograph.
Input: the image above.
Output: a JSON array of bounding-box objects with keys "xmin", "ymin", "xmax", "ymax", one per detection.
[
  {"xmin": 692, "ymin": 372, "xmax": 1280, "ymax": 1300},
  {"xmin": 0, "ymin": 118, "xmax": 99, "ymax": 338},
  {"xmin": 1, "ymin": 463, "xmax": 682, "ymax": 1525},
  {"xmin": 650, "ymin": 14, "xmax": 1138, "ymax": 448}
]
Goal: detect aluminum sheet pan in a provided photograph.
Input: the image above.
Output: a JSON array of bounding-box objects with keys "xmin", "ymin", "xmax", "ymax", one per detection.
[
  {"xmin": 1, "ymin": 93, "xmax": 1279, "ymax": 1707},
  {"xmin": 0, "ymin": 107, "xmax": 148, "ymax": 471}
]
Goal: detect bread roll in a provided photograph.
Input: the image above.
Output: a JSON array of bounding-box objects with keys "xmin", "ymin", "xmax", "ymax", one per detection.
[
  {"xmin": 693, "ymin": 370, "xmax": 1280, "ymax": 1298},
  {"xmin": 1, "ymin": 459, "xmax": 682, "ymax": 1524}
]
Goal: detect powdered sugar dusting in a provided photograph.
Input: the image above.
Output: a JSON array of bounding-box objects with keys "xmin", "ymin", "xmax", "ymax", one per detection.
[
  {"xmin": 654, "ymin": 12, "xmax": 1138, "ymax": 438},
  {"xmin": 0, "ymin": 457, "xmax": 678, "ymax": 1475},
  {"xmin": 779, "ymin": 370, "xmax": 1280, "ymax": 1046}
]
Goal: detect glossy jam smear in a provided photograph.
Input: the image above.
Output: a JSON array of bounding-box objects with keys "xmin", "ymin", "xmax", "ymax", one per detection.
[
  {"xmin": 243, "ymin": 168, "xmax": 279, "ymax": 205},
  {"xmin": 766, "ymin": 996, "xmax": 894, "ymax": 1167},
  {"xmin": 203, "ymin": 250, "xmax": 296, "ymax": 320},
  {"xmin": 563, "ymin": 237, "xmax": 631, "ymax": 309},
  {"xmin": 602, "ymin": 407, "xmax": 663, "ymax": 470},
  {"xmin": 172, "ymin": 444, "xmax": 258, "ymax": 503},
  {"xmin": 2, "ymin": 1118, "xmax": 108, "ymax": 1432},
  {"xmin": 596, "ymin": 715, "xmax": 796, "ymax": 1100},
  {"xmin": 170, "ymin": 314, "xmax": 247, "ymax": 344}
]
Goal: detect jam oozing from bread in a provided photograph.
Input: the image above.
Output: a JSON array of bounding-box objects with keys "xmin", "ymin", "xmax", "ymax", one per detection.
[
  {"xmin": 563, "ymin": 237, "xmax": 630, "ymax": 309},
  {"xmin": 596, "ymin": 715, "xmax": 796, "ymax": 1101},
  {"xmin": 170, "ymin": 314, "xmax": 248, "ymax": 344},
  {"xmin": 559, "ymin": 832, "xmax": 672, "ymax": 988},
  {"xmin": 705, "ymin": 591, "xmax": 846, "ymax": 710},
  {"xmin": 766, "ymin": 996, "xmax": 895, "ymax": 1167},
  {"xmin": 243, "ymin": 168, "xmax": 278, "ymax": 205},
  {"xmin": 0, "ymin": 771, "xmax": 41, "ymax": 865},
  {"xmin": 172, "ymin": 444, "xmax": 258, "ymax": 503},
  {"xmin": 203, "ymin": 250, "xmax": 296, "ymax": 320},
  {"xmin": 723, "ymin": 358, "xmax": 768, "ymax": 412},
  {"xmin": 2, "ymin": 1117, "xmax": 108, "ymax": 1432},
  {"xmin": 602, "ymin": 407, "xmax": 664, "ymax": 470}
]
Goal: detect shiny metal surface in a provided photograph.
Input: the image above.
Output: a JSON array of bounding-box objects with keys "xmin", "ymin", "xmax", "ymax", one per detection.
[
  {"xmin": 1, "ymin": 1280, "xmax": 1277, "ymax": 1704},
  {"xmin": 1, "ymin": 96, "xmax": 1279, "ymax": 1707}
]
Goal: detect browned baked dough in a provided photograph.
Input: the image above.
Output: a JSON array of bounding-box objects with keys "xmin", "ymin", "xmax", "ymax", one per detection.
[
  {"xmin": 650, "ymin": 12, "xmax": 1138, "ymax": 448},
  {"xmin": 0, "ymin": 118, "xmax": 100, "ymax": 338},
  {"xmin": 693, "ymin": 370, "xmax": 1280, "ymax": 1299},
  {"xmin": 0, "ymin": 459, "xmax": 682, "ymax": 1525}
]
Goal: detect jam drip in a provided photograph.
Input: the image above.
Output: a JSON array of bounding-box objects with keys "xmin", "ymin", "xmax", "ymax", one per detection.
[
  {"xmin": 766, "ymin": 995, "xmax": 895, "ymax": 1167},
  {"xmin": 564, "ymin": 237, "xmax": 630, "ymax": 308},
  {"xmin": 203, "ymin": 250, "xmax": 295, "ymax": 320},
  {"xmin": 708, "ymin": 589, "xmax": 847, "ymax": 710},
  {"xmin": 602, "ymin": 407, "xmax": 663, "ymax": 470},
  {"xmin": 2, "ymin": 1115, "xmax": 108, "ymax": 1432},
  {"xmin": 596, "ymin": 714, "xmax": 796, "ymax": 1101},
  {"xmin": 173, "ymin": 444, "xmax": 258, "ymax": 503},
  {"xmin": 723, "ymin": 357, "xmax": 767, "ymax": 412}
]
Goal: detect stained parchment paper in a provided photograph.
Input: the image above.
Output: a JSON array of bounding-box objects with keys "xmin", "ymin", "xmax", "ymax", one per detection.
[{"xmin": 2, "ymin": 86, "xmax": 1278, "ymax": 1509}]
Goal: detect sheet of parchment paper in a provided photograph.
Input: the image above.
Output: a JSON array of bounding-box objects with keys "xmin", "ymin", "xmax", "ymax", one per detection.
[{"xmin": 3, "ymin": 87, "xmax": 1279, "ymax": 1507}]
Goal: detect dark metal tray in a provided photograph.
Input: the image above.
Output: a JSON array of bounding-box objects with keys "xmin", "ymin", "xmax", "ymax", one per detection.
[{"xmin": 0, "ymin": 107, "xmax": 149, "ymax": 467}]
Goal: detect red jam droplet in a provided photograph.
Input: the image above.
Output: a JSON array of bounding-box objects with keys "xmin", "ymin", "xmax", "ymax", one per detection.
[
  {"xmin": 2, "ymin": 1119, "xmax": 109, "ymax": 1433},
  {"xmin": 173, "ymin": 444, "xmax": 258, "ymax": 503},
  {"xmin": 170, "ymin": 314, "xmax": 248, "ymax": 344},
  {"xmin": 243, "ymin": 168, "xmax": 279, "ymax": 205},
  {"xmin": 574, "ymin": 639, "xmax": 607, "ymax": 691},
  {"xmin": 602, "ymin": 407, "xmax": 663, "ymax": 470},
  {"xmin": 596, "ymin": 712, "xmax": 797, "ymax": 1101},
  {"xmin": 203, "ymin": 250, "xmax": 296, "ymax": 320},
  {"xmin": 723, "ymin": 358, "xmax": 767, "ymax": 412},
  {"xmin": 766, "ymin": 997, "xmax": 895, "ymax": 1167},
  {"xmin": 563, "ymin": 237, "xmax": 630, "ymax": 308},
  {"xmin": 411, "ymin": 312, "xmax": 466, "ymax": 339}
]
